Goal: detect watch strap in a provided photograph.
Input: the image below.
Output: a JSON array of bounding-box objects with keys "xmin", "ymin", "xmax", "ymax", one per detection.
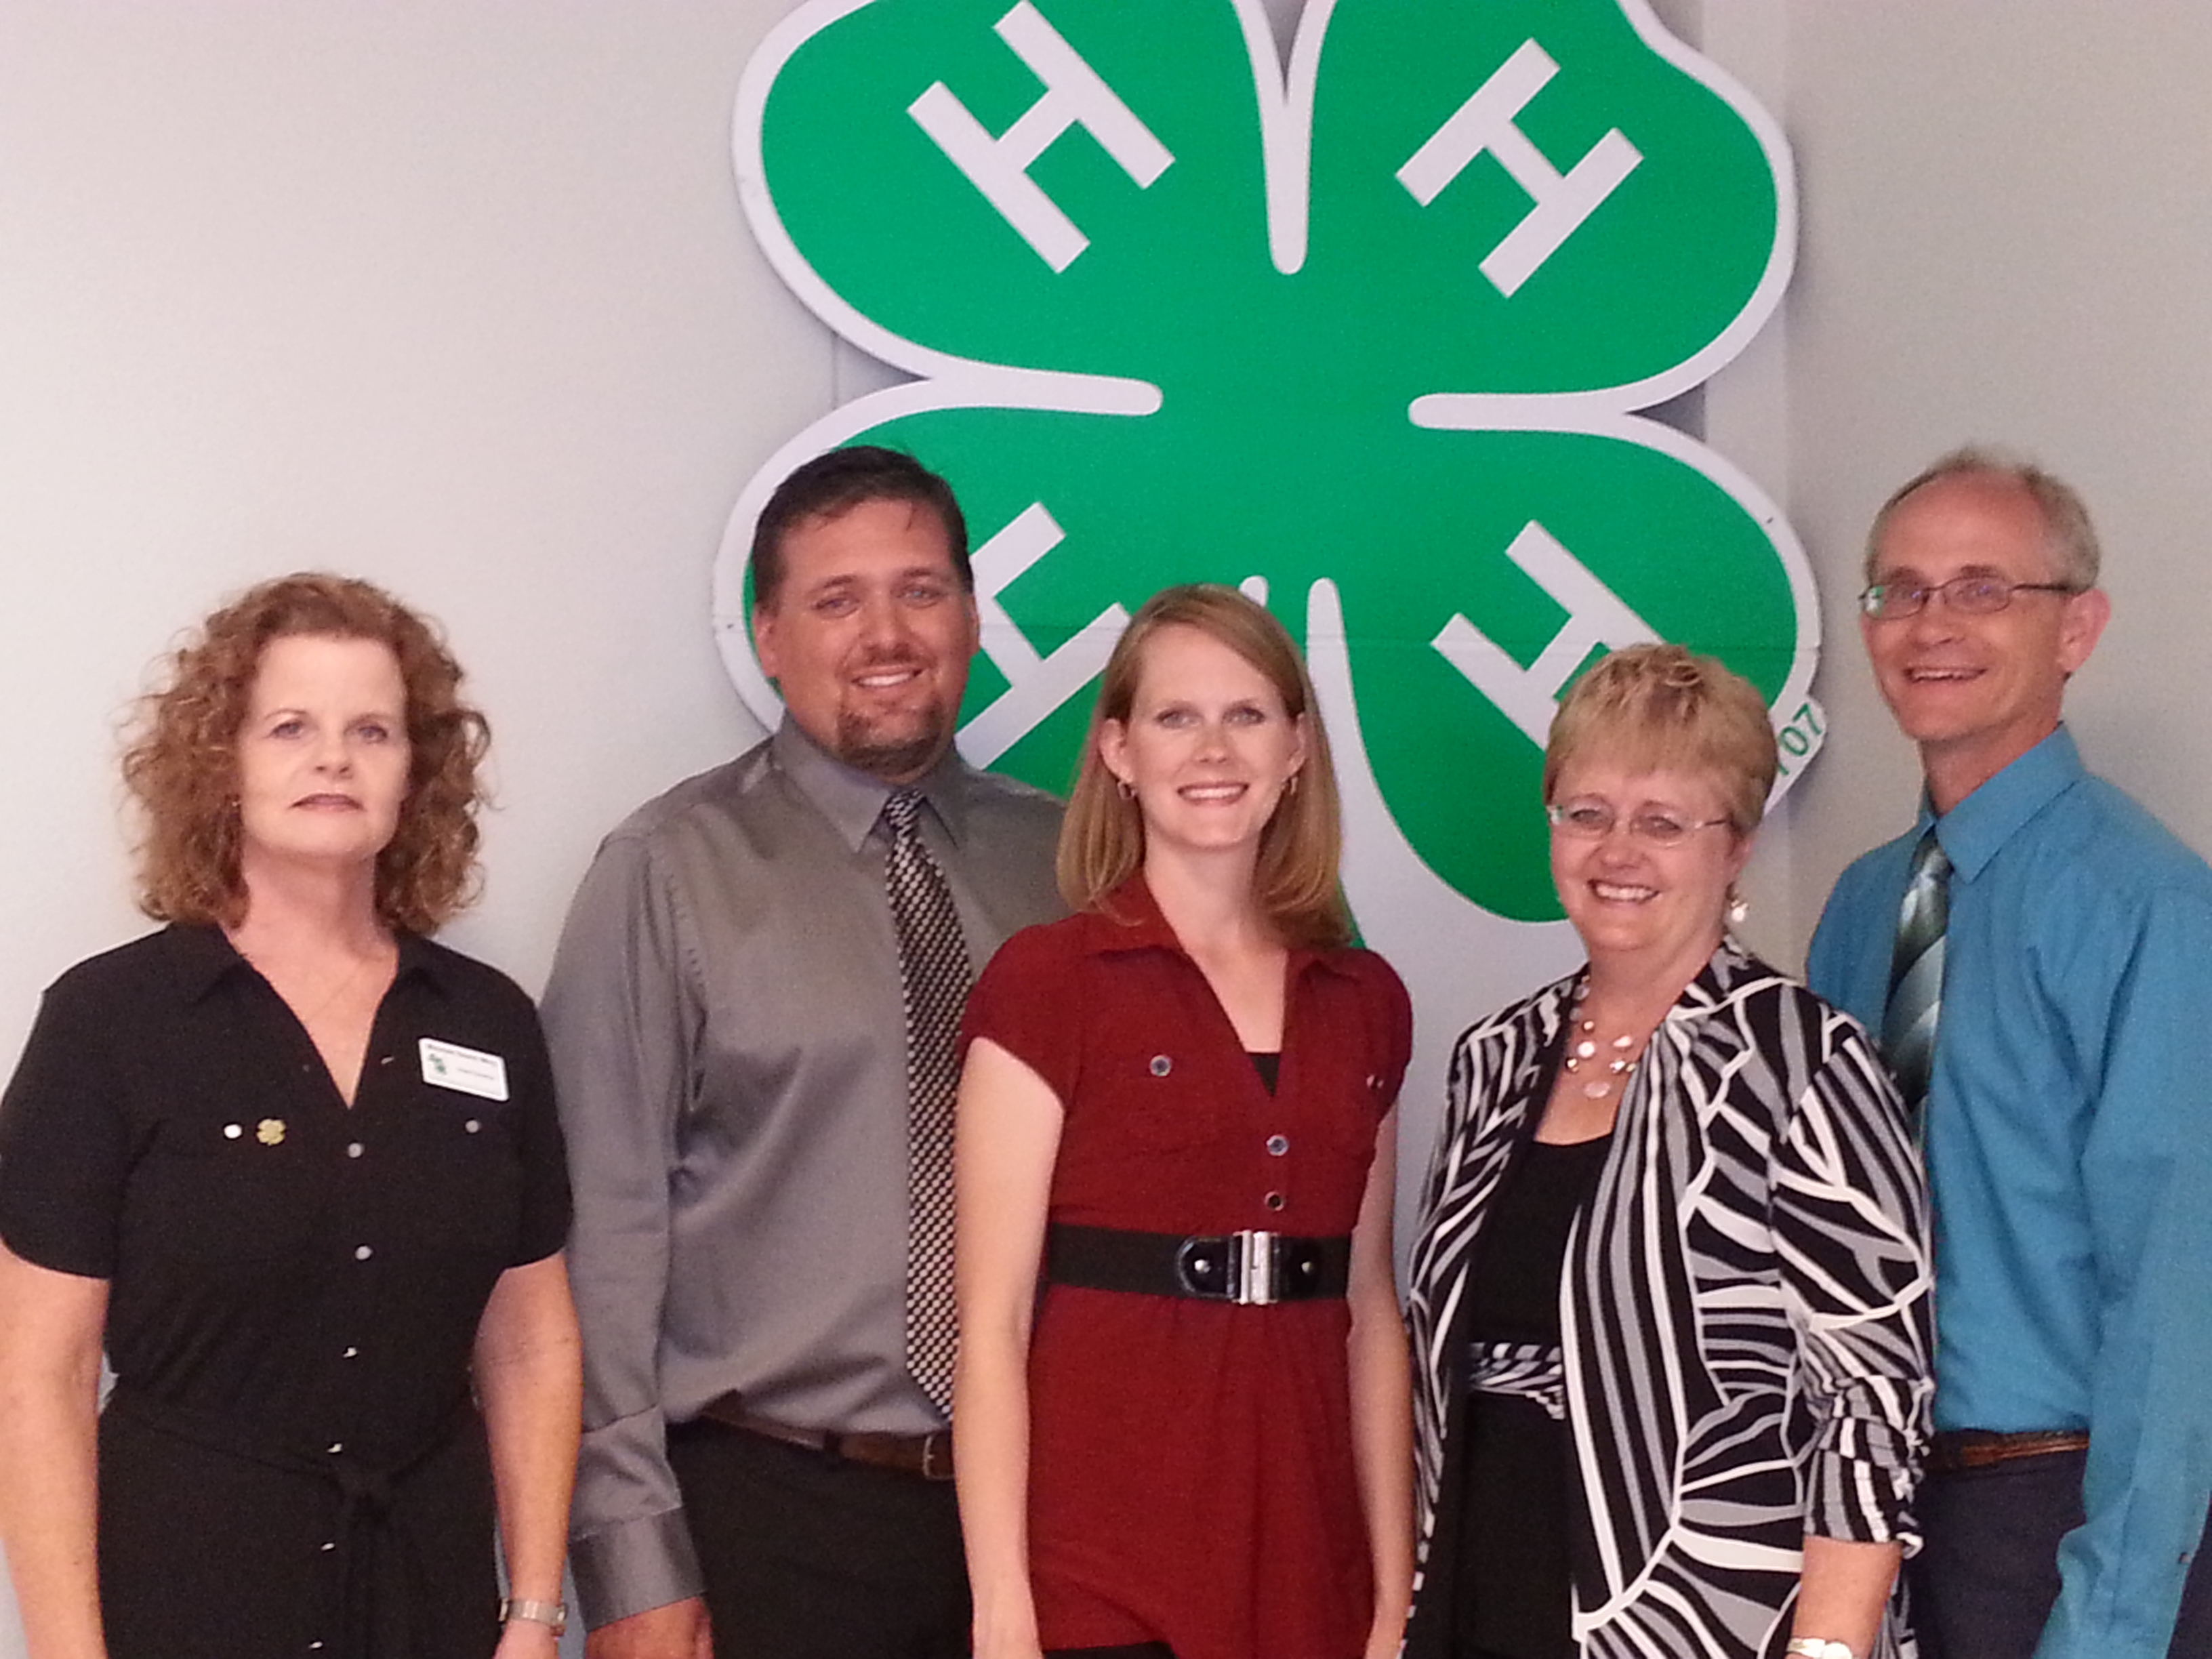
[{"xmin": 499, "ymin": 1597, "xmax": 568, "ymax": 1635}]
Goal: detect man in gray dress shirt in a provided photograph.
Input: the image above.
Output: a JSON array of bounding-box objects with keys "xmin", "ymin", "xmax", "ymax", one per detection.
[{"xmin": 542, "ymin": 447, "xmax": 1064, "ymax": 1659}]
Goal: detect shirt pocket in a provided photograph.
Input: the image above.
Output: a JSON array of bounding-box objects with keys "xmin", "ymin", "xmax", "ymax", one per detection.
[
  {"xmin": 1075, "ymin": 1040, "xmax": 1243, "ymax": 1156},
  {"xmin": 397, "ymin": 1092, "xmax": 526, "ymax": 1254},
  {"xmin": 1293, "ymin": 1046, "xmax": 1395, "ymax": 1160},
  {"xmin": 129, "ymin": 1109, "xmax": 332, "ymax": 1265}
]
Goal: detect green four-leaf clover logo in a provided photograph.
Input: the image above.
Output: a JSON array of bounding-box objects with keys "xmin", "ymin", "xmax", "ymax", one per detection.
[{"xmin": 716, "ymin": 0, "xmax": 1819, "ymax": 933}]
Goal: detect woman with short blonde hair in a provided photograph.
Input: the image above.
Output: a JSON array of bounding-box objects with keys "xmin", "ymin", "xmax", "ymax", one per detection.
[{"xmin": 1406, "ymin": 643, "xmax": 1932, "ymax": 1659}]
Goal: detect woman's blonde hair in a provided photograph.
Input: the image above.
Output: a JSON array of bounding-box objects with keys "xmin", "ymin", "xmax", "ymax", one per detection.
[
  {"xmin": 122, "ymin": 572, "xmax": 491, "ymax": 933},
  {"xmin": 1059, "ymin": 584, "xmax": 1350, "ymax": 949},
  {"xmin": 1543, "ymin": 643, "xmax": 1777, "ymax": 832}
]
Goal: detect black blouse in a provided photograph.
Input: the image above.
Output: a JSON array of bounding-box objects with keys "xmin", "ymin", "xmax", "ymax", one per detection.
[
  {"xmin": 1466, "ymin": 1133, "xmax": 1612, "ymax": 1344},
  {"xmin": 1, "ymin": 922, "xmax": 569, "ymax": 1450},
  {"xmin": 1454, "ymin": 1134, "xmax": 1613, "ymax": 1659}
]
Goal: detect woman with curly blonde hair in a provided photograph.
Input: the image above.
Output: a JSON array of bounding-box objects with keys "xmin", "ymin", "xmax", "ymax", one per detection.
[{"xmin": 0, "ymin": 573, "xmax": 581, "ymax": 1659}]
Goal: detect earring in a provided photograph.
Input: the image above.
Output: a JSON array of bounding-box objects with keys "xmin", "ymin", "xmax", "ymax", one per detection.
[
  {"xmin": 1285, "ymin": 771, "xmax": 1302, "ymax": 798},
  {"xmin": 1726, "ymin": 886, "xmax": 1749, "ymax": 927},
  {"xmin": 1115, "ymin": 776, "xmax": 1134, "ymax": 800}
]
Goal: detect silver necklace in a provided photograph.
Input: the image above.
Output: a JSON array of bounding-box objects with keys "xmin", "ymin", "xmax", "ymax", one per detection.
[{"xmin": 1563, "ymin": 989, "xmax": 1645, "ymax": 1101}]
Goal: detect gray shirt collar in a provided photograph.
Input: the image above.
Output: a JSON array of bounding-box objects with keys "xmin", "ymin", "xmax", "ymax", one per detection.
[{"xmin": 769, "ymin": 716, "xmax": 973, "ymax": 853}]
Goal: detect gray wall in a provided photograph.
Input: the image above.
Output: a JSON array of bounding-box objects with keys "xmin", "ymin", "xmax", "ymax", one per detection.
[{"xmin": 1765, "ymin": 3, "xmax": 2212, "ymax": 960}]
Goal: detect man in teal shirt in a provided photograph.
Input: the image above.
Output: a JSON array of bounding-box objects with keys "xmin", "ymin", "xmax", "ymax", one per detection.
[{"xmin": 1810, "ymin": 451, "xmax": 2211, "ymax": 1659}]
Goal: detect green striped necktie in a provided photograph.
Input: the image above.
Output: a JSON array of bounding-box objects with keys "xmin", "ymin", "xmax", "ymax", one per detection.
[{"xmin": 1882, "ymin": 827, "xmax": 1950, "ymax": 1118}]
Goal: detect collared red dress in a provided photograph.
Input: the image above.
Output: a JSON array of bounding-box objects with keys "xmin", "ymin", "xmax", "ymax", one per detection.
[
  {"xmin": 0, "ymin": 924, "xmax": 572, "ymax": 1659},
  {"xmin": 962, "ymin": 878, "xmax": 1412, "ymax": 1659}
]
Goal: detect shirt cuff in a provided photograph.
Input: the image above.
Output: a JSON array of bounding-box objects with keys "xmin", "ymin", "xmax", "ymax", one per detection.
[{"xmin": 571, "ymin": 1508, "xmax": 703, "ymax": 1630}]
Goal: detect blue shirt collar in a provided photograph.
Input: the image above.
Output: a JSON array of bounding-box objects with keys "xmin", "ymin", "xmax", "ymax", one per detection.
[{"xmin": 1929, "ymin": 725, "xmax": 2087, "ymax": 883}]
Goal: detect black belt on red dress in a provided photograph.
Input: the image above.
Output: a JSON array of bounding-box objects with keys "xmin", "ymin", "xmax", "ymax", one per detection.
[
  {"xmin": 104, "ymin": 1380, "xmax": 472, "ymax": 1659},
  {"xmin": 1045, "ymin": 1222, "xmax": 1352, "ymax": 1305}
]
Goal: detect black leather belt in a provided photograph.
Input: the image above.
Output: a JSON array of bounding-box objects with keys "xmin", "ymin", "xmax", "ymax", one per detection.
[
  {"xmin": 1046, "ymin": 1223, "xmax": 1351, "ymax": 1305},
  {"xmin": 692, "ymin": 1394, "xmax": 955, "ymax": 1481},
  {"xmin": 1928, "ymin": 1428, "xmax": 2089, "ymax": 1473}
]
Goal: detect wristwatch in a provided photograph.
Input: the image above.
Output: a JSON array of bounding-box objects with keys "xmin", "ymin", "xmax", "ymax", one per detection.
[
  {"xmin": 499, "ymin": 1597, "xmax": 568, "ymax": 1636},
  {"xmin": 1784, "ymin": 1641, "xmax": 1856, "ymax": 1659}
]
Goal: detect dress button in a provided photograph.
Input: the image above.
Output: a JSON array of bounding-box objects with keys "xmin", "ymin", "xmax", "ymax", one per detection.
[
  {"xmin": 354, "ymin": 1245, "xmax": 373, "ymax": 1261},
  {"xmin": 320, "ymin": 1540, "xmax": 336, "ymax": 1552},
  {"xmin": 326, "ymin": 1441, "xmax": 343, "ymax": 1454},
  {"xmin": 1264, "ymin": 1191, "xmax": 1286, "ymax": 1211},
  {"xmin": 1149, "ymin": 1055, "xmax": 1172, "ymax": 1078},
  {"xmin": 346, "ymin": 1142, "xmax": 364, "ymax": 1160},
  {"xmin": 342, "ymin": 1347, "xmax": 359, "ymax": 1359},
  {"xmin": 464, "ymin": 1119, "xmax": 482, "ymax": 1134},
  {"xmin": 1265, "ymin": 1134, "xmax": 1289, "ymax": 1156},
  {"xmin": 223, "ymin": 1124, "xmax": 243, "ymax": 1139}
]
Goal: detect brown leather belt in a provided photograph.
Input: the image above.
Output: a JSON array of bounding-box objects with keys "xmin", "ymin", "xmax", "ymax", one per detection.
[
  {"xmin": 1927, "ymin": 1428, "xmax": 2089, "ymax": 1473},
  {"xmin": 692, "ymin": 1394, "xmax": 954, "ymax": 1481}
]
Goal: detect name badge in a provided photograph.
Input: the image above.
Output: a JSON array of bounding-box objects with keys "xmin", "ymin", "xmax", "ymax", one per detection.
[{"xmin": 418, "ymin": 1038, "xmax": 509, "ymax": 1102}]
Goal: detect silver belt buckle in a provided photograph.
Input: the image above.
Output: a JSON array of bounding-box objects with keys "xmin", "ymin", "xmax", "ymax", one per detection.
[
  {"xmin": 1233, "ymin": 1229, "xmax": 1277, "ymax": 1305},
  {"xmin": 919, "ymin": 1433, "xmax": 954, "ymax": 1481}
]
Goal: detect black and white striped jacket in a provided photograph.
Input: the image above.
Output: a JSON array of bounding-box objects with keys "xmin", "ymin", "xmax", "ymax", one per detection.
[{"xmin": 1406, "ymin": 945, "xmax": 1933, "ymax": 1658}]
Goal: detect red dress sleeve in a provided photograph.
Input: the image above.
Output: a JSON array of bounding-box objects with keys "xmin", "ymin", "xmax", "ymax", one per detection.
[
  {"xmin": 961, "ymin": 919, "xmax": 1086, "ymax": 1105},
  {"xmin": 1355, "ymin": 949, "xmax": 1415, "ymax": 1111}
]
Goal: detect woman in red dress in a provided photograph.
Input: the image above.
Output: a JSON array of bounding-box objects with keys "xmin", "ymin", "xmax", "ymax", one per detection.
[{"xmin": 954, "ymin": 584, "xmax": 1414, "ymax": 1659}]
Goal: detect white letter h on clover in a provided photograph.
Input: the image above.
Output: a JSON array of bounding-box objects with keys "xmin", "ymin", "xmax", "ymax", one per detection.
[
  {"xmin": 959, "ymin": 504, "xmax": 1132, "ymax": 766},
  {"xmin": 1432, "ymin": 521, "xmax": 1658, "ymax": 746},
  {"xmin": 1397, "ymin": 38, "xmax": 1641, "ymax": 297},
  {"xmin": 909, "ymin": 1, "xmax": 1174, "ymax": 273}
]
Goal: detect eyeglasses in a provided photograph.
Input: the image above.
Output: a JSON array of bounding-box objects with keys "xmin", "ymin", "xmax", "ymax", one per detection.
[
  {"xmin": 1547, "ymin": 801, "xmax": 1734, "ymax": 848},
  {"xmin": 1858, "ymin": 575, "xmax": 2078, "ymax": 620}
]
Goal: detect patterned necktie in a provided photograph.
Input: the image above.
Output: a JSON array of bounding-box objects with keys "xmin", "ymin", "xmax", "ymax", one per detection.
[
  {"xmin": 882, "ymin": 788, "xmax": 972, "ymax": 1414},
  {"xmin": 1882, "ymin": 827, "xmax": 1950, "ymax": 1119}
]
